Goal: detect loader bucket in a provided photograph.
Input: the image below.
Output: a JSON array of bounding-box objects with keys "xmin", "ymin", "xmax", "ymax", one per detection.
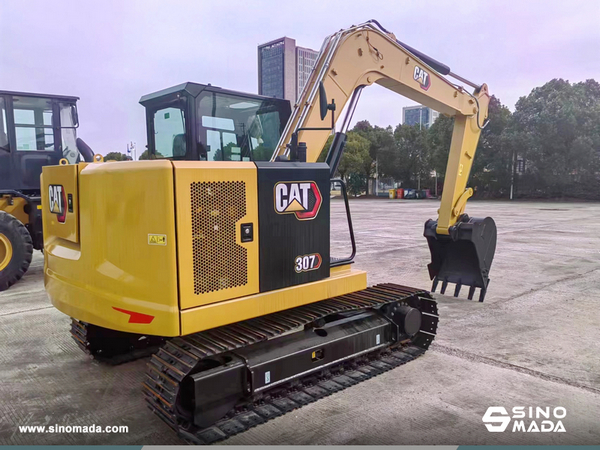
[{"xmin": 424, "ymin": 215, "xmax": 497, "ymax": 302}]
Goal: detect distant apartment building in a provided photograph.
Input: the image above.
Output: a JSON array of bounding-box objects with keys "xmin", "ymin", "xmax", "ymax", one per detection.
[
  {"xmin": 402, "ymin": 105, "xmax": 439, "ymax": 129},
  {"xmin": 295, "ymin": 46, "xmax": 318, "ymax": 100},
  {"xmin": 257, "ymin": 37, "xmax": 319, "ymax": 103}
]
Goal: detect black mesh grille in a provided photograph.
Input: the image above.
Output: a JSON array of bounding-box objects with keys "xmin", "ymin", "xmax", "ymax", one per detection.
[{"xmin": 191, "ymin": 181, "xmax": 248, "ymax": 295}]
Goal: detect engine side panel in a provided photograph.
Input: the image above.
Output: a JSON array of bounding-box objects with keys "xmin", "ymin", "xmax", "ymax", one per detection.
[
  {"xmin": 44, "ymin": 161, "xmax": 180, "ymax": 336},
  {"xmin": 173, "ymin": 161, "xmax": 260, "ymax": 310}
]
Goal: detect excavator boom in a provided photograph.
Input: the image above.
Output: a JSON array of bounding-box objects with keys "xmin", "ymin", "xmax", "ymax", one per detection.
[{"xmin": 273, "ymin": 21, "xmax": 496, "ymax": 301}]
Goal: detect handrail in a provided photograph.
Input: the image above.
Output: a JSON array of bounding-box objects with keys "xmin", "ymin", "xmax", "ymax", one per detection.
[{"xmin": 330, "ymin": 178, "xmax": 356, "ymax": 267}]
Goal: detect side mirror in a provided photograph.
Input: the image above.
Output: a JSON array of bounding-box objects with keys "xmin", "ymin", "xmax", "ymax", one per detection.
[
  {"xmin": 289, "ymin": 81, "xmax": 337, "ymax": 161},
  {"xmin": 319, "ymin": 81, "xmax": 328, "ymax": 120}
]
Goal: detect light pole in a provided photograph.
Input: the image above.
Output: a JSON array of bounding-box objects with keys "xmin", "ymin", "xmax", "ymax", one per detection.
[{"xmin": 127, "ymin": 141, "xmax": 137, "ymax": 161}]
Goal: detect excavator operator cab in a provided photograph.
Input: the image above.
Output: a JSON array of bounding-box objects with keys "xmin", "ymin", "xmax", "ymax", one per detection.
[
  {"xmin": 140, "ymin": 83, "xmax": 292, "ymax": 162},
  {"xmin": 0, "ymin": 90, "xmax": 92, "ymax": 284},
  {"xmin": 0, "ymin": 91, "xmax": 81, "ymax": 193}
]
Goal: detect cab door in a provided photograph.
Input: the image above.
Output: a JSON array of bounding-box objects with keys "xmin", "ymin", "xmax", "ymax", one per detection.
[
  {"xmin": 9, "ymin": 95, "xmax": 62, "ymax": 192},
  {"xmin": 0, "ymin": 95, "xmax": 12, "ymax": 190}
]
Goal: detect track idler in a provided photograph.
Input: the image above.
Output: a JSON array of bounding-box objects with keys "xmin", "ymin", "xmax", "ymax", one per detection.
[{"xmin": 424, "ymin": 214, "xmax": 497, "ymax": 302}]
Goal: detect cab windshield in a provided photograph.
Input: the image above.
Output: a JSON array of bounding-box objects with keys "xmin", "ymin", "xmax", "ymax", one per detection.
[{"xmin": 197, "ymin": 92, "xmax": 287, "ymax": 161}]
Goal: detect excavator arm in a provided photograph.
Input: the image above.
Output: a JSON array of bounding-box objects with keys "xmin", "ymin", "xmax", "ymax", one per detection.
[{"xmin": 273, "ymin": 21, "xmax": 497, "ymax": 301}]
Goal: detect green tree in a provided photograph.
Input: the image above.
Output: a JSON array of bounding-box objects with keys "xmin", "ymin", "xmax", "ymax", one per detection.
[
  {"xmin": 470, "ymin": 95, "xmax": 513, "ymax": 197},
  {"xmin": 428, "ymin": 114, "xmax": 454, "ymax": 178},
  {"xmin": 104, "ymin": 152, "xmax": 129, "ymax": 161},
  {"xmin": 337, "ymin": 132, "xmax": 369, "ymax": 176},
  {"xmin": 390, "ymin": 124, "xmax": 431, "ymax": 188},
  {"xmin": 317, "ymin": 135, "xmax": 333, "ymax": 162},
  {"xmin": 509, "ymin": 78, "xmax": 600, "ymax": 198},
  {"xmin": 318, "ymin": 131, "xmax": 372, "ymax": 195},
  {"xmin": 346, "ymin": 173, "xmax": 365, "ymax": 197},
  {"xmin": 353, "ymin": 121, "xmax": 394, "ymax": 192},
  {"xmin": 252, "ymin": 145, "xmax": 274, "ymax": 161},
  {"xmin": 139, "ymin": 149, "xmax": 163, "ymax": 160}
]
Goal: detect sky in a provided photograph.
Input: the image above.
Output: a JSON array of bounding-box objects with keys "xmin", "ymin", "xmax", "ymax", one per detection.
[{"xmin": 1, "ymin": 0, "xmax": 599, "ymax": 156}]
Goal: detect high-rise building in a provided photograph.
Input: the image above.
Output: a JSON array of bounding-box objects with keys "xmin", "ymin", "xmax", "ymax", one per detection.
[
  {"xmin": 258, "ymin": 37, "xmax": 319, "ymax": 103},
  {"xmin": 402, "ymin": 105, "xmax": 439, "ymax": 129},
  {"xmin": 295, "ymin": 45, "xmax": 318, "ymax": 100}
]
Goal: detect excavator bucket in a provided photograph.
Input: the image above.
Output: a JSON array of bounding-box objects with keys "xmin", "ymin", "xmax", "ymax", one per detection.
[{"xmin": 424, "ymin": 215, "xmax": 497, "ymax": 302}]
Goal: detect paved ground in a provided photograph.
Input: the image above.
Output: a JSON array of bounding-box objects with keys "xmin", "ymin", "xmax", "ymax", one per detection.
[{"xmin": 1, "ymin": 199, "xmax": 599, "ymax": 445}]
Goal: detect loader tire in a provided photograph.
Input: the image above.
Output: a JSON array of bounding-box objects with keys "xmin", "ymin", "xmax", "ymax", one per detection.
[{"xmin": 0, "ymin": 211, "xmax": 33, "ymax": 291}]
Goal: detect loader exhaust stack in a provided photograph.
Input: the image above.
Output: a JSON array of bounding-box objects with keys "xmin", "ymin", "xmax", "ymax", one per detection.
[{"xmin": 424, "ymin": 215, "xmax": 497, "ymax": 302}]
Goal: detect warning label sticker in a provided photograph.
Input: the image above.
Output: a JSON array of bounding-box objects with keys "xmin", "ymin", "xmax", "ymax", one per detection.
[{"xmin": 148, "ymin": 234, "xmax": 167, "ymax": 246}]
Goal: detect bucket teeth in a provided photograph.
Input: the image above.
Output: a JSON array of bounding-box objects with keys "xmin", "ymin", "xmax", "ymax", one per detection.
[
  {"xmin": 478, "ymin": 287, "xmax": 487, "ymax": 303},
  {"xmin": 453, "ymin": 283, "xmax": 462, "ymax": 297},
  {"xmin": 468, "ymin": 285, "xmax": 476, "ymax": 301},
  {"xmin": 440, "ymin": 280, "xmax": 448, "ymax": 294},
  {"xmin": 431, "ymin": 277, "xmax": 488, "ymax": 302}
]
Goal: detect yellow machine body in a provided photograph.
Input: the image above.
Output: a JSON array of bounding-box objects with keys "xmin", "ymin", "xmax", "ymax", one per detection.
[
  {"xmin": 0, "ymin": 196, "xmax": 29, "ymax": 226},
  {"xmin": 42, "ymin": 161, "xmax": 366, "ymax": 337}
]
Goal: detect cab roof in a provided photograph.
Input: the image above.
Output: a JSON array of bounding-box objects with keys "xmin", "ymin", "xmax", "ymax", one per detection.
[
  {"xmin": 0, "ymin": 90, "xmax": 79, "ymax": 102},
  {"xmin": 139, "ymin": 82, "xmax": 288, "ymax": 106}
]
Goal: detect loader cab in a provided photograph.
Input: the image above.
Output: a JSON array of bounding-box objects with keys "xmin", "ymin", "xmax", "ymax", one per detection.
[
  {"xmin": 140, "ymin": 82, "xmax": 291, "ymax": 162},
  {"xmin": 0, "ymin": 91, "xmax": 80, "ymax": 193}
]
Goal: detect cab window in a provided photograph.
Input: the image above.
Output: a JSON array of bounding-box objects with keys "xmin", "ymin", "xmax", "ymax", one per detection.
[
  {"xmin": 0, "ymin": 97, "xmax": 8, "ymax": 151},
  {"xmin": 12, "ymin": 96, "xmax": 54, "ymax": 151},
  {"xmin": 197, "ymin": 92, "xmax": 286, "ymax": 162},
  {"xmin": 202, "ymin": 116, "xmax": 240, "ymax": 161},
  {"xmin": 153, "ymin": 106, "xmax": 186, "ymax": 158},
  {"xmin": 59, "ymin": 102, "xmax": 79, "ymax": 164}
]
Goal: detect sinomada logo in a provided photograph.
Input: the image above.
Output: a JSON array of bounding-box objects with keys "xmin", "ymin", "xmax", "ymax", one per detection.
[
  {"xmin": 48, "ymin": 184, "xmax": 67, "ymax": 223},
  {"xmin": 482, "ymin": 406, "xmax": 566, "ymax": 433},
  {"xmin": 274, "ymin": 181, "xmax": 322, "ymax": 220}
]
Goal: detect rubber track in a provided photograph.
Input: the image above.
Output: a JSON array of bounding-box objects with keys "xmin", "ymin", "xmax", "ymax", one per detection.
[{"xmin": 142, "ymin": 283, "xmax": 438, "ymax": 444}]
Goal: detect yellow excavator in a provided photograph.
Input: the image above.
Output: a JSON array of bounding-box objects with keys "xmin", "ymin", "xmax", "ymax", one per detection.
[{"xmin": 41, "ymin": 21, "xmax": 496, "ymax": 443}]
